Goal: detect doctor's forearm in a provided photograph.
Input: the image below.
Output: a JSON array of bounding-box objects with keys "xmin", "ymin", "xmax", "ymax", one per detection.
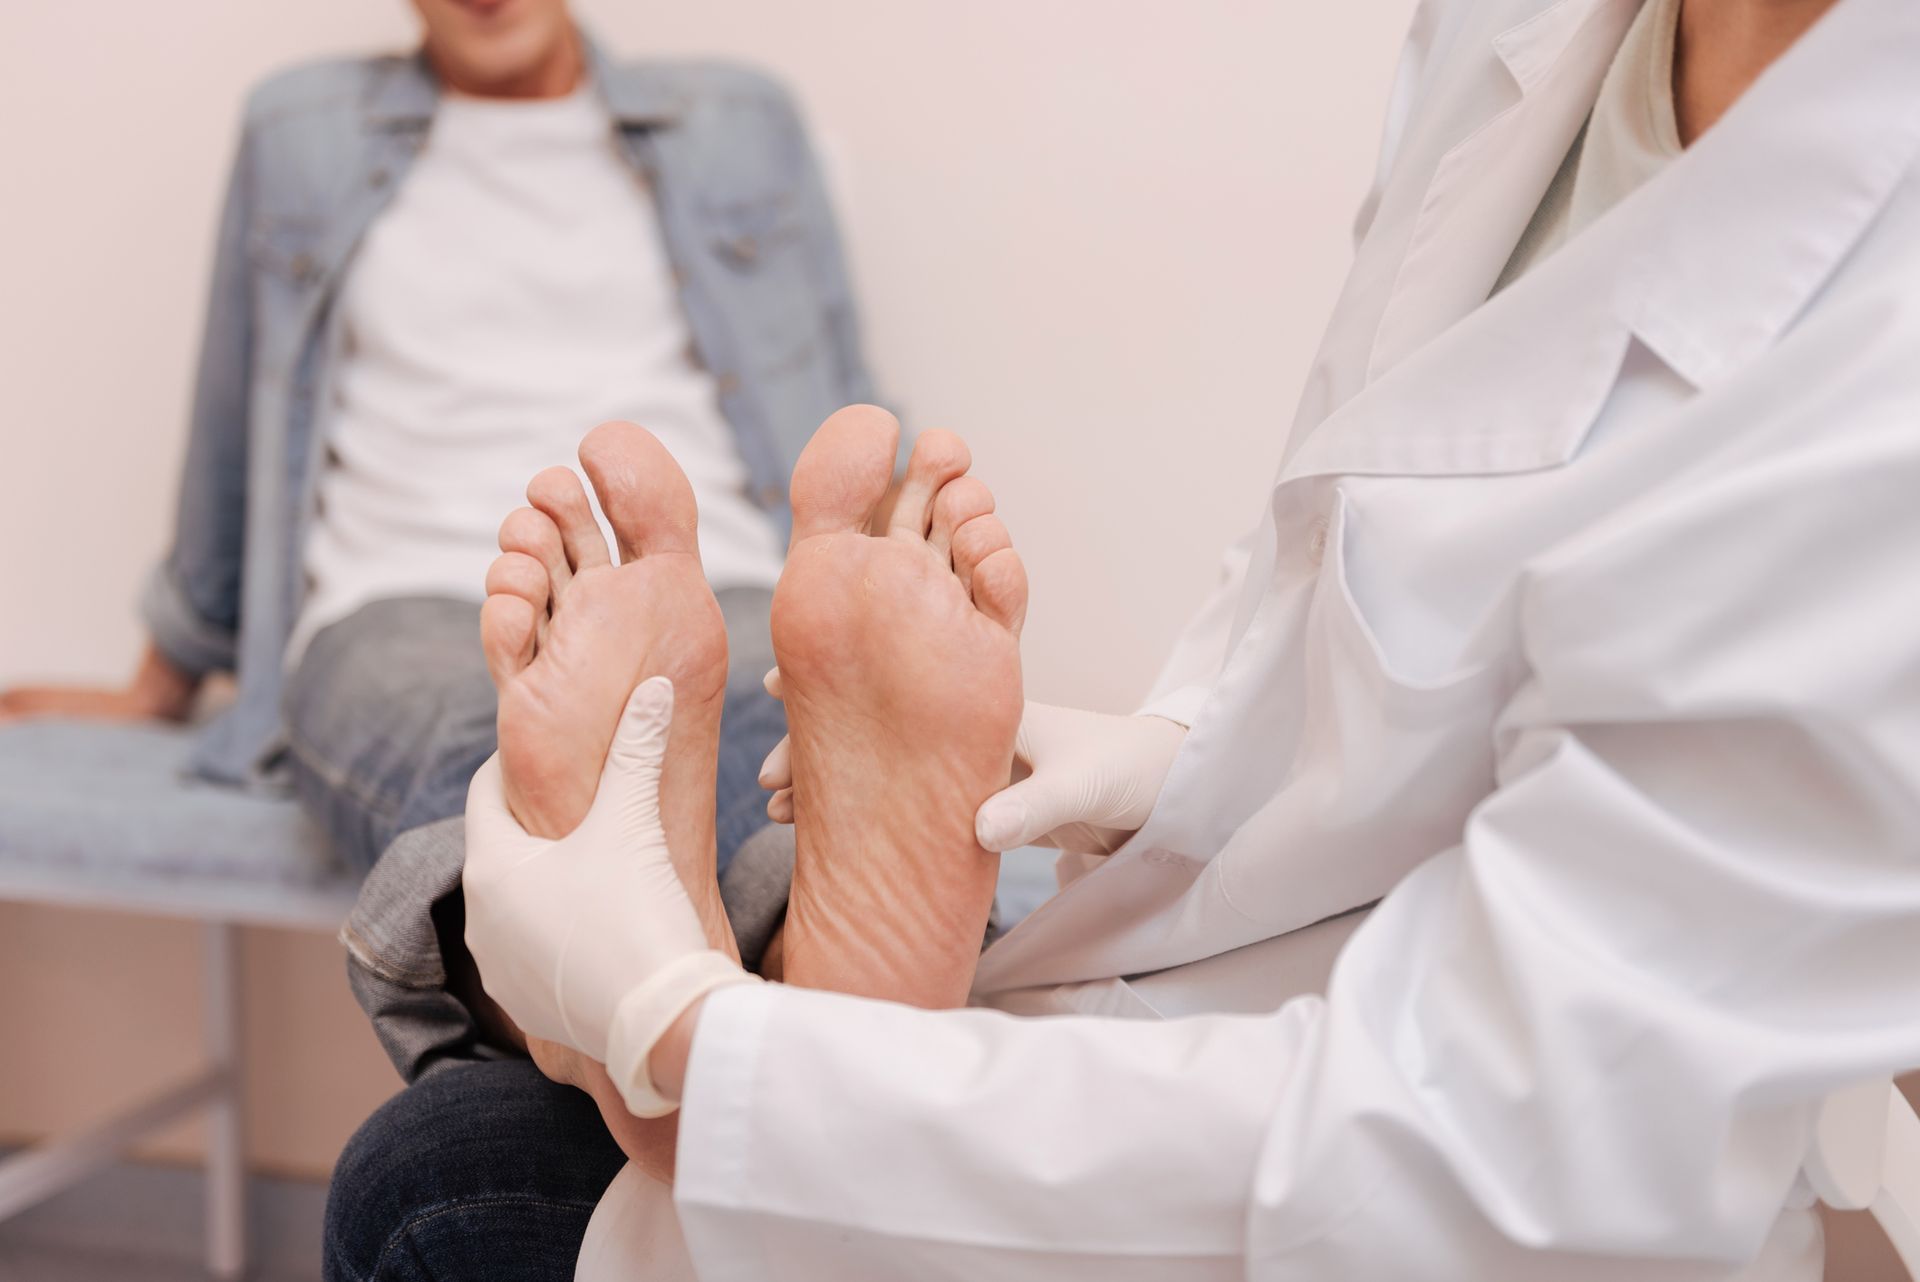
[{"xmin": 647, "ymin": 998, "xmax": 701, "ymax": 1102}]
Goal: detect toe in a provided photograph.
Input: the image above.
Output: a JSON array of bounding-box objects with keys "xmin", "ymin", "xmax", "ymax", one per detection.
[
  {"xmin": 788, "ymin": 404, "xmax": 901, "ymax": 543},
  {"xmin": 578, "ymin": 420, "xmax": 700, "ymax": 562},
  {"xmin": 480, "ymin": 592, "xmax": 540, "ymax": 688},
  {"xmin": 949, "ymin": 513, "xmax": 1013, "ymax": 595},
  {"xmin": 970, "ymin": 547, "xmax": 1030, "ymax": 635},
  {"xmin": 929, "ymin": 476, "xmax": 995, "ymax": 566},
  {"xmin": 887, "ymin": 430, "xmax": 972, "ymax": 541},
  {"xmin": 526, "ymin": 467, "xmax": 611, "ymax": 571},
  {"xmin": 499, "ymin": 507, "xmax": 570, "ymax": 599},
  {"xmin": 484, "ymin": 552, "xmax": 552, "ymax": 616}
]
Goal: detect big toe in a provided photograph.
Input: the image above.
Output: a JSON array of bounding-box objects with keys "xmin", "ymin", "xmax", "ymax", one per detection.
[
  {"xmin": 578, "ymin": 420, "xmax": 700, "ymax": 563},
  {"xmin": 789, "ymin": 404, "xmax": 901, "ymax": 543}
]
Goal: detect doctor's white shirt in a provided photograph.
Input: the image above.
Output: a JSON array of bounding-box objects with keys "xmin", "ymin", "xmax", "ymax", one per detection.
[{"xmin": 593, "ymin": 0, "xmax": 1920, "ymax": 1277}]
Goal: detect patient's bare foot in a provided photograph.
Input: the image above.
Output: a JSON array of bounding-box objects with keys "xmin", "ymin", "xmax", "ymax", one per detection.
[
  {"xmin": 0, "ymin": 646, "xmax": 200, "ymax": 725},
  {"xmin": 480, "ymin": 420, "xmax": 733, "ymax": 953},
  {"xmin": 774, "ymin": 405, "xmax": 1025, "ymax": 1008}
]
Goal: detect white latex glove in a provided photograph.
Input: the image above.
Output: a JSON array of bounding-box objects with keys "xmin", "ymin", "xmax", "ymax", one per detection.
[
  {"xmin": 756, "ymin": 678, "xmax": 1188, "ymax": 856},
  {"xmin": 973, "ymin": 701, "xmax": 1189, "ymax": 853},
  {"xmin": 464, "ymin": 676, "xmax": 756, "ymax": 1117}
]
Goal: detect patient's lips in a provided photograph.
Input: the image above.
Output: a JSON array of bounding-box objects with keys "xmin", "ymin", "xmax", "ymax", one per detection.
[
  {"xmin": 772, "ymin": 406, "xmax": 1027, "ymax": 1009},
  {"xmin": 481, "ymin": 420, "xmax": 735, "ymax": 958}
]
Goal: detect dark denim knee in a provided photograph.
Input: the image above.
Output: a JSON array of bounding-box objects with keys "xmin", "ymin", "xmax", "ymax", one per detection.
[{"xmin": 323, "ymin": 1058, "xmax": 626, "ymax": 1282}]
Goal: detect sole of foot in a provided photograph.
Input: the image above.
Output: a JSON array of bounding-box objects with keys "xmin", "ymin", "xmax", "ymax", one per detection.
[
  {"xmin": 480, "ymin": 419, "xmax": 734, "ymax": 954},
  {"xmin": 771, "ymin": 404, "xmax": 1026, "ymax": 1008}
]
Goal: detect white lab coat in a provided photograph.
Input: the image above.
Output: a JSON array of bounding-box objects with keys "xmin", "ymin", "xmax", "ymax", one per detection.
[{"xmin": 581, "ymin": 0, "xmax": 1920, "ymax": 1276}]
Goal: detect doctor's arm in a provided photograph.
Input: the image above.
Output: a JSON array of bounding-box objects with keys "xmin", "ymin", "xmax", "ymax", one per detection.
[{"xmin": 660, "ymin": 407, "xmax": 1920, "ymax": 1279}]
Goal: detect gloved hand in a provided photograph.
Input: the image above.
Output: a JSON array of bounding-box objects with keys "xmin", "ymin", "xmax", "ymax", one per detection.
[
  {"xmin": 757, "ymin": 673, "xmax": 1188, "ymax": 856},
  {"xmin": 971, "ymin": 700, "xmax": 1189, "ymax": 853},
  {"xmin": 464, "ymin": 676, "xmax": 757, "ymax": 1117}
]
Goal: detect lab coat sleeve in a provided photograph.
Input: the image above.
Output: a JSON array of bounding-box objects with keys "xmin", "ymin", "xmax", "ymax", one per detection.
[{"xmin": 673, "ymin": 381, "xmax": 1920, "ymax": 1278}]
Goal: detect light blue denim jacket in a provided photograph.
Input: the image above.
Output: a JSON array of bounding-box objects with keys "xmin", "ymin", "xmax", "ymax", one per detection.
[{"xmin": 142, "ymin": 37, "xmax": 876, "ymax": 786}]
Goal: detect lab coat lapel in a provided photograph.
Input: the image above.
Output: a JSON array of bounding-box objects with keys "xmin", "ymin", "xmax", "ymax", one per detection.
[
  {"xmin": 1284, "ymin": 0, "xmax": 1920, "ymax": 486},
  {"xmin": 1625, "ymin": 0, "xmax": 1920, "ymax": 389},
  {"xmin": 1365, "ymin": 0, "xmax": 1639, "ymax": 381}
]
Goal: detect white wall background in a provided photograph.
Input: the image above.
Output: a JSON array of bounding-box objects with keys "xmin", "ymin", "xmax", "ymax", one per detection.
[{"xmin": 0, "ymin": 1, "xmax": 1418, "ymax": 1175}]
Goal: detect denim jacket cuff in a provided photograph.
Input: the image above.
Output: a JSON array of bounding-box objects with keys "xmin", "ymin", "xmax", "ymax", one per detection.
[{"xmin": 140, "ymin": 563, "xmax": 238, "ymax": 678}]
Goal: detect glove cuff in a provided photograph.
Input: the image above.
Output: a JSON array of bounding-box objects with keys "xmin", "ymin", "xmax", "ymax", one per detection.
[{"xmin": 607, "ymin": 950, "xmax": 758, "ymax": 1118}]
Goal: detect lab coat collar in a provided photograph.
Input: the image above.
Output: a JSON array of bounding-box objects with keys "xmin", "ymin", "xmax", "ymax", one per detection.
[
  {"xmin": 1628, "ymin": 0, "xmax": 1920, "ymax": 388},
  {"xmin": 1366, "ymin": 0, "xmax": 1640, "ymax": 379},
  {"xmin": 1288, "ymin": 0, "xmax": 1920, "ymax": 484}
]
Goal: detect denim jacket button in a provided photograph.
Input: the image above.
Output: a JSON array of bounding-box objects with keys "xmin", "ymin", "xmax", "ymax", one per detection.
[
  {"xmin": 290, "ymin": 252, "xmax": 317, "ymax": 283},
  {"xmin": 756, "ymin": 484, "xmax": 786, "ymax": 508},
  {"xmin": 716, "ymin": 373, "xmax": 742, "ymax": 397},
  {"xmin": 369, "ymin": 167, "xmax": 390, "ymax": 189}
]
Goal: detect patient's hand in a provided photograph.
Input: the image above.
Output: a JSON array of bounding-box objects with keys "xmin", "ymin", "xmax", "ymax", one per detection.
[
  {"xmin": 0, "ymin": 642, "xmax": 198, "ymax": 724},
  {"xmin": 527, "ymin": 1035, "xmax": 680, "ymax": 1184}
]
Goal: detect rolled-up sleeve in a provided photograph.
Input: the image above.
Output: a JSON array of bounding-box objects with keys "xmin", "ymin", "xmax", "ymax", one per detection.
[
  {"xmin": 672, "ymin": 362, "xmax": 1920, "ymax": 1278},
  {"xmin": 140, "ymin": 562, "xmax": 239, "ymax": 678},
  {"xmin": 141, "ymin": 116, "xmax": 256, "ymax": 678}
]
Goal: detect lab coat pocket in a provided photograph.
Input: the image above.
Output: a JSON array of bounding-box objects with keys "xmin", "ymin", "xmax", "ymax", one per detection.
[
  {"xmin": 1203, "ymin": 492, "xmax": 1514, "ymax": 944},
  {"xmin": 1311, "ymin": 492, "xmax": 1513, "ymax": 731}
]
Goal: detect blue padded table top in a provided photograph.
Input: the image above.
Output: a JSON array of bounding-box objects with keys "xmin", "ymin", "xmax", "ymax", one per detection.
[
  {"xmin": 0, "ymin": 719, "xmax": 1061, "ymax": 933},
  {"xmin": 0, "ymin": 720, "xmax": 358, "ymax": 929}
]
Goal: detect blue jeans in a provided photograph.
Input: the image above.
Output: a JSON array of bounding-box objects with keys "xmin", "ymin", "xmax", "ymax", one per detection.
[
  {"xmin": 322, "ymin": 1057, "xmax": 626, "ymax": 1282},
  {"xmin": 283, "ymin": 597, "xmax": 502, "ymax": 878},
  {"xmin": 284, "ymin": 591, "xmax": 795, "ymax": 1079}
]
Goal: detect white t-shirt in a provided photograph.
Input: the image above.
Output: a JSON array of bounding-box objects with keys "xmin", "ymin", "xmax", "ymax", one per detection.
[
  {"xmin": 291, "ymin": 85, "xmax": 784, "ymax": 659},
  {"xmin": 1494, "ymin": 0, "xmax": 1684, "ymax": 290}
]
